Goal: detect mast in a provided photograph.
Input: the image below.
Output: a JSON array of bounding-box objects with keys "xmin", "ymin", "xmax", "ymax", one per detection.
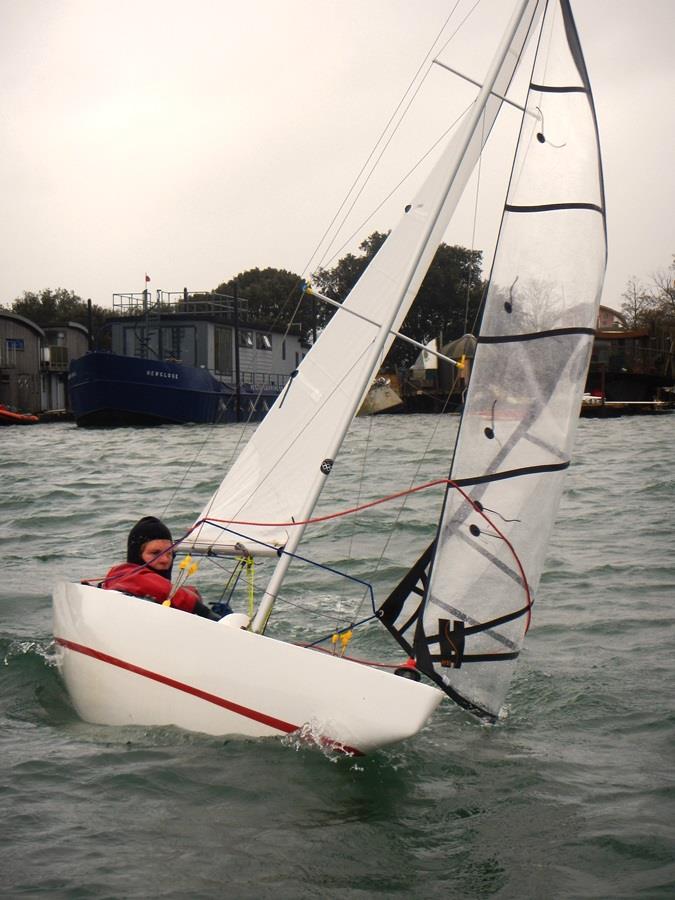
[
  {"xmin": 233, "ymin": 282, "xmax": 242, "ymax": 423},
  {"xmin": 249, "ymin": 0, "xmax": 541, "ymax": 633}
]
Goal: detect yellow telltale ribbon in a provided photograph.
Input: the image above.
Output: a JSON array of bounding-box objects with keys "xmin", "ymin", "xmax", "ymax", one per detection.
[
  {"xmin": 168, "ymin": 554, "xmax": 199, "ymax": 603},
  {"xmin": 340, "ymin": 630, "xmax": 353, "ymax": 656},
  {"xmin": 245, "ymin": 556, "xmax": 255, "ymax": 617}
]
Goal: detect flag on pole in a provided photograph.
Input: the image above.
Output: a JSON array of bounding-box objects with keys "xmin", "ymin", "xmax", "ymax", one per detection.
[{"xmin": 145, "ymin": 274, "xmax": 151, "ymax": 283}]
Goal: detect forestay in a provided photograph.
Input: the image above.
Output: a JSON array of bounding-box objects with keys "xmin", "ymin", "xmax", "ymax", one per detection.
[
  {"xmin": 181, "ymin": 0, "xmax": 543, "ymax": 560},
  {"xmin": 413, "ymin": 0, "xmax": 607, "ymax": 718}
]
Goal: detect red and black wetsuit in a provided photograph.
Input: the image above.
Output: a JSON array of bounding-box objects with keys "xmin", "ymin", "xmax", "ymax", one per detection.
[
  {"xmin": 101, "ymin": 516, "xmax": 220, "ymax": 620},
  {"xmin": 102, "ymin": 563, "xmax": 201, "ymax": 613}
]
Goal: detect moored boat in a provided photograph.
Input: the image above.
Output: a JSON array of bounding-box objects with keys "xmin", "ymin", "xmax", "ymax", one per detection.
[
  {"xmin": 68, "ymin": 352, "xmax": 279, "ymax": 426},
  {"xmin": 0, "ymin": 404, "xmax": 39, "ymax": 425}
]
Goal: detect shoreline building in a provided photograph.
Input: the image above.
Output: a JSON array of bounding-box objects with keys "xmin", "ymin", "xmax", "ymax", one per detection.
[{"xmin": 0, "ymin": 311, "xmax": 88, "ymax": 414}]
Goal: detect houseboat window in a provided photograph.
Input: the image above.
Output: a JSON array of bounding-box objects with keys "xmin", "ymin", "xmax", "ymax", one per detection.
[
  {"xmin": 282, "ymin": 339, "xmax": 286, "ymax": 361},
  {"xmin": 161, "ymin": 326, "xmax": 181, "ymax": 361},
  {"xmin": 238, "ymin": 330, "xmax": 254, "ymax": 348},
  {"xmin": 256, "ymin": 333, "xmax": 272, "ymax": 351},
  {"xmin": 159, "ymin": 326, "xmax": 196, "ymax": 366},
  {"xmin": 121, "ymin": 324, "xmax": 197, "ymax": 364},
  {"xmin": 215, "ymin": 326, "xmax": 233, "ymax": 375},
  {"xmin": 123, "ymin": 326, "xmax": 160, "ymax": 359},
  {"xmin": 592, "ymin": 342, "xmax": 610, "ymax": 366},
  {"xmin": 6, "ymin": 338, "xmax": 25, "ymax": 351}
]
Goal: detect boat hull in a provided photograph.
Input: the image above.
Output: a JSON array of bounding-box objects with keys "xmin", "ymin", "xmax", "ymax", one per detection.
[
  {"xmin": 68, "ymin": 352, "xmax": 278, "ymax": 426},
  {"xmin": 0, "ymin": 405, "xmax": 39, "ymax": 425},
  {"xmin": 53, "ymin": 583, "xmax": 443, "ymax": 754}
]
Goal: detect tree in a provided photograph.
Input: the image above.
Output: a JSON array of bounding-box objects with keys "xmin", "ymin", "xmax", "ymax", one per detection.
[
  {"xmin": 313, "ymin": 232, "xmax": 389, "ymax": 302},
  {"xmin": 620, "ymin": 278, "xmax": 652, "ymax": 328},
  {"xmin": 313, "ymin": 232, "xmax": 484, "ymax": 368},
  {"xmin": 621, "ymin": 255, "xmax": 675, "ymax": 327},
  {"xmin": 649, "ymin": 256, "xmax": 675, "ymax": 319},
  {"xmin": 7, "ymin": 288, "xmax": 112, "ymax": 347},
  {"xmin": 214, "ymin": 267, "xmax": 320, "ymax": 346}
]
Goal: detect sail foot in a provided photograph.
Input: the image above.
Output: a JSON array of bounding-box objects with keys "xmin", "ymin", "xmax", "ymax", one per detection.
[
  {"xmin": 378, "ymin": 541, "xmax": 434, "ymax": 660},
  {"xmin": 425, "ymin": 613, "xmax": 523, "ymax": 670},
  {"xmin": 378, "ymin": 541, "xmax": 523, "ymax": 691}
]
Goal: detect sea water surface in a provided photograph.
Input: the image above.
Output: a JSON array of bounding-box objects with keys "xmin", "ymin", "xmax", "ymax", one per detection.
[{"xmin": 1, "ymin": 414, "xmax": 674, "ymax": 898}]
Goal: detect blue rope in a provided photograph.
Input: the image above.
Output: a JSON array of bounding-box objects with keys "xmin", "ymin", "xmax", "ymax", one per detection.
[{"xmin": 194, "ymin": 520, "xmax": 377, "ymax": 614}]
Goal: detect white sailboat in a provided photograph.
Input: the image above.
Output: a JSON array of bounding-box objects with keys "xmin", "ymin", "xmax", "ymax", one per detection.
[{"xmin": 53, "ymin": 0, "xmax": 606, "ymax": 754}]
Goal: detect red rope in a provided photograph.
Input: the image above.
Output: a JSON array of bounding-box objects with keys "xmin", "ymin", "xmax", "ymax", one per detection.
[
  {"xmin": 87, "ymin": 478, "xmax": 531, "ymax": 635},
  {"xmin": 447, "ymin": 481, "xmax": 533, "ymax": 632},
  {"xmin": 198, "ymin": 477, "xmax": 453, "ymax": 528},
  {"xmin": 192, "ymin": 475, "xmax": 532, "ymax": 632}
]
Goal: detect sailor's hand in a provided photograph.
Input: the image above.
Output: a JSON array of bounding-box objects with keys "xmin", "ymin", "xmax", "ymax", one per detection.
[{"xmin": 193, "ymin": 599, "xmax": 219, "ymax": 620}]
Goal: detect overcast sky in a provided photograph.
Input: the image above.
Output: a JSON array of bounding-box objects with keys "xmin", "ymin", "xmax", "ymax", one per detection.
[{"xmin": 1, "ymin": 0, "xmax": 673, "ymax": 315}]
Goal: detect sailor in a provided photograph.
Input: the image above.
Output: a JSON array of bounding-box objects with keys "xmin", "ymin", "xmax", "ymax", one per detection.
[{"xmin": 102, "ymin": 516, "xmax": 220, "ymax": 619}]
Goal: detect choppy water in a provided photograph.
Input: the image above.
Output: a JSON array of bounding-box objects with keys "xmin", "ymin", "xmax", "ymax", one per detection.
[{"xmin": 1, "ymin": 415, "xmax": 674, "ymax": 898}]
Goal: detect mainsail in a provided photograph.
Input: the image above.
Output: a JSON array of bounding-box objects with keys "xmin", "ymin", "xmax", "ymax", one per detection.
[
  {"xmin": 383, "ymin": 0, "xmax": 607, "ymax": 718},
  {"xmin": 182, "ymin": 0, "xmax": 543, "ymax": 566}
]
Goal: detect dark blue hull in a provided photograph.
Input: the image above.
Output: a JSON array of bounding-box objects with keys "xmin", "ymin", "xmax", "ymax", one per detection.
[{"xmin": 69, "ymin": 353, "xmax": 278, "ymax": 426}]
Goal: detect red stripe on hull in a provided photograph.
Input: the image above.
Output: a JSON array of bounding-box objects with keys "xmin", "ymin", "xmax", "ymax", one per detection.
[{"xmin": 54, "ymin": 636, "xmax": 361, "ymax": 755}]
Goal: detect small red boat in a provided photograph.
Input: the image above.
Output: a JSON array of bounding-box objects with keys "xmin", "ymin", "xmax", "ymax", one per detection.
[{"xmin": 0, "ymin": 404, "xmax": 39, "ymax": 425}]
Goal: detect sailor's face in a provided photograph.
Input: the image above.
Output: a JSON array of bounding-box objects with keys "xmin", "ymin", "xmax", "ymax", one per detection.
[{"xmin": 141, "ymin": 539, "xmax": 174, "ymax": 571}]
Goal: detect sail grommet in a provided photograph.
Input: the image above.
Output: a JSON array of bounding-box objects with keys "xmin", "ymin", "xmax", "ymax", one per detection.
[
  {"xmin": 404, "ymin": 204, "xmax": 412, "ymax": 213},
  {"xmin": 504, "ymin": 301, "xmax": 513, "ymax": 313},
  {"xmin": 320, "ymin": 458, "xmax": 334, "ymax": 475},
  {"xmin": 536, "ymin": 132, "xmax": 545, "ymax": 143},
  {"xmin": 469, "ymin": 524, "xmax": 481, "ymax": 537},
  {"xmin": 484, "ymin": 427, "xmax": 495, "ymax": 439}
]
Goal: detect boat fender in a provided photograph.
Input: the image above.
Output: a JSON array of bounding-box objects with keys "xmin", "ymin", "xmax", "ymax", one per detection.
[{"xmin": 218, "ymin": 612, "xmax": 251, "ymax": 629}]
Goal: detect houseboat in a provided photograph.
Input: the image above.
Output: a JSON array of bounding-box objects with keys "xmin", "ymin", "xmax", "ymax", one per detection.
[
  {"xmin": 582, "ymin": 307, "xmax": 675, "ymax": 415},
  {"xmin": 69, "ymin": 289, "xmax": 305, "ymax": 427}
]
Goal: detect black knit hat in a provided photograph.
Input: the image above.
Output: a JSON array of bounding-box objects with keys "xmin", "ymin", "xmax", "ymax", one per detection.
[{"xmin": 127, "ymin": 516, "xmax": 174, "ymax": 577}]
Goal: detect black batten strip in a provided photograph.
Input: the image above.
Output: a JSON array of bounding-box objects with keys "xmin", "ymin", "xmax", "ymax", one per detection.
[
  {"xmin": 430, "ymin": 651, "xmax": 520, "ymax": 664},
  {"xmin": 530, "ymin": 82, "xmax": 586, "ymax": 93},
  {"xmin": 505, "ymin": 202, "xmax": 603, "ymax": 214},
  {"xmin": 453, "ymin": 460, "xmax": 569, "ymax": 487},
  {"xmin": 478, "ymin": 326, "xmax": 596, "ymax": 345}
]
